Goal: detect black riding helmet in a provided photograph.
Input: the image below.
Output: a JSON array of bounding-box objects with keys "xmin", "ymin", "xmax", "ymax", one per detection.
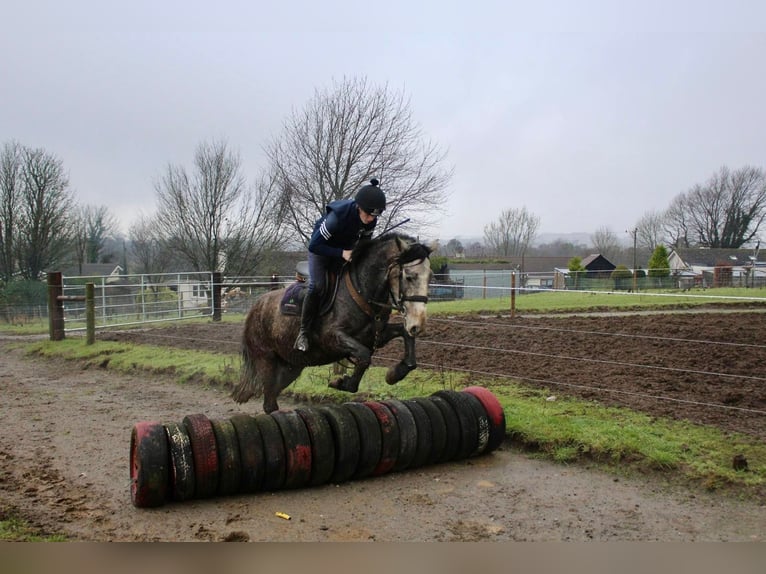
[{"xmin": 354, "ymin": 178, "xmax": 386, "ymax": 216}]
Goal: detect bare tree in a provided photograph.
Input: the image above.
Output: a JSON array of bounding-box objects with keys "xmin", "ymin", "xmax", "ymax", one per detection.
[
  {"xmin": 0, "ymin": 141, "xmax": 23, "ymax": 282},
  {"xmin": 71, "ymin": 205, "xmax": 119, "ymax": 274},
  {"xmin": 13, "ymin": 146, "xmax": 73, "ymax": 280},
  {"xmin": 483, "ymin": 207, "xmax": 540, "ymax": 257},
  {"xmin": 590, "ymin": 226, "xmax": 622, "ymax": 262},
  {"xmin": 663, "ymin": 194, "xmax": 692, "ymax": 248},
  {"xmin": 129, "ymin": 213, "xmax": 174, "ymax": 275},
  {"xmin": 634, "ymin": 210, "xmax": 666, "ymax": 251},
  {"xmin": 266, "ymin": 76, "xmax": 453, "ymax": 242},
  {"xmin": 154, "ymin": 140, "xmax": 286, "ymax": 275},
  {"xmin": 672, "ymin": 166, "xmax": 766, "ymax": 248}
]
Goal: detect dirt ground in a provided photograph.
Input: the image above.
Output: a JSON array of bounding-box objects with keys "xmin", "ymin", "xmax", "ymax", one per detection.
[{"xmin": 1, "ymin": 308, "xmax": 765, "ymax": 541}]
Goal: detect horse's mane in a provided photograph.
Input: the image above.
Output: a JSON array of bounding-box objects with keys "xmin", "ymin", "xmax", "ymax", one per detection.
[{"xmin": 350, "ymin": 232, "xmax": 430, "ymax": 266}]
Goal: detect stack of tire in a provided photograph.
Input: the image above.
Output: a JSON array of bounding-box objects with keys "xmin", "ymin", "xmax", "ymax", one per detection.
[{"xmin": 130, "ymin": 386, "xmax": 506, "ymax": 508}]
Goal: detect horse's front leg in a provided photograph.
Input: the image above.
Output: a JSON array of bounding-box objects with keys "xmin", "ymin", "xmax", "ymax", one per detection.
[
  {"xmin": 378, "ymin": 324, "xmax": 418, "ymax": 385},
  {"xmin": 327, "ymin": 333, "xmax": 372, "ymax": 393}
]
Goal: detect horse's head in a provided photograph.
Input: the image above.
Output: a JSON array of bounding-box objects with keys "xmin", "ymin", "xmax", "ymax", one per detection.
[{"xmin": 385, "ymin": 235, "xmax": 433, "ymax": 337}]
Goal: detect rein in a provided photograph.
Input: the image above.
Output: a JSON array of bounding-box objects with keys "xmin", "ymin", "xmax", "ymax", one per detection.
[{"xmin": 343, "ymin": 250, "xmax": 429, "ymax": 350}]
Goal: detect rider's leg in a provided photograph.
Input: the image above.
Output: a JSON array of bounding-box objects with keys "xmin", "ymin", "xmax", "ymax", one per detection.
[
  {"xmin": 294, "ymin": 253, "xmax": 326, "ymax": 352},
  {"xmin": 294, "ymin": 288, "xmax": 320, "ymax": 351}
]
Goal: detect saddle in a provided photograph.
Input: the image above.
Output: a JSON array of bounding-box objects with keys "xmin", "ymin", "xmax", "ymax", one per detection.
[{"xmin": 279, "ymin": 261, "xmax": 341, "ymax": 316}]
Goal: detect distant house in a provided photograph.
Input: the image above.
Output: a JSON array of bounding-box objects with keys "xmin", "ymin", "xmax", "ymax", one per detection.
[
  {"xmin": 450, "ymin": 256, "xmax": 572, "ymax": 290},
  {"xmin": 553, "ymin": 254, "xmax": 616, "ymax": 289},
  {"xmin": 668, "ymin": 247, "xmax": 765, "ymax": 288}
]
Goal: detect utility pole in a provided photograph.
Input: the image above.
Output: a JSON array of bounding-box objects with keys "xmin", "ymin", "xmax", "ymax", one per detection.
[{"xmin": 627, "ymin": 228, "xmax": 638, "ymax": 292}]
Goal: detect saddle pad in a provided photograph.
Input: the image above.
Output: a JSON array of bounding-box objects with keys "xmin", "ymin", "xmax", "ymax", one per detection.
[{"xmin": 280, "ymin": 282, "xmax": 306, "ymax": 316}]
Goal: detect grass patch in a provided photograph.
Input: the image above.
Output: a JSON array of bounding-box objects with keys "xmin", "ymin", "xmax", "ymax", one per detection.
[{"xmin": 0, "ymin": 512, "xmax": 66, "ymax": 542}]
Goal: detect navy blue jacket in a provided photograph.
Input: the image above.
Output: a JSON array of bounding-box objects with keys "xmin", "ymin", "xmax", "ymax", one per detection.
[{"xmin": 308, "ymin": 199, "xmax": 377, "ymax": 259}]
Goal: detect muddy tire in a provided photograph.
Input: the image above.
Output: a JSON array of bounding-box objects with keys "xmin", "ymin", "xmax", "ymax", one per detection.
[
  {"xmin": 272, "ymin": 410, "xmax": 312, "ymax": 489},
  {"xmin": 210, "ymin": 418, "xmax": 242, "ymax": 496},
  {"xmin": 429, "ymin": 395, "xmax": 462, "ymax": 462},
  {"xmin": 182, "ymin": 413, "xmax": 219, "ymax": 499},
  {"xmin": 460, "ymin": 391, "xmax": 491, "ymax": 456},
  {"xmin": 164, "ymin": 422, "xmax": 195, "ymax": 502},
  {"xmin": 319, "ymin": 404, "xmax": 361, "ymax": 483},
  {"xmin": 462, "ymin": 386, "xmax": 506, "ymax": 453},
  {"xmin": 230, "ymin": 414, "xmax": 265, "ymax": 493},
  {"xmin": 381, "ymin": 399, "xmax": 418, "ymax": 472},
  {"xmin": 412, "ymin": 397, "xmax": 447, "ymax": 465},
  {"xmin": 402, "ymin": 399, "xmax": 433, "ymax": 469},
  {"xmin": 364, "ymin": 401, "xmax": 400, "ymax": 476},
  {"xmin": 431, "ymin": 391, "xmax": 479, "ymax": 460},
  {"xmin": 254, "ymin": 413, "xmax": 286, "ymax": 491},
  {"xmin": 343, "ymin": 402, "xmax": 382, "ymax": 479},
  {"xmin": 296, "ymin": 407, "xmax": 335, "ymax": 487},
  {"xmin": 130, "ymin": 421, "xmax": 169, "ymax": 508}
]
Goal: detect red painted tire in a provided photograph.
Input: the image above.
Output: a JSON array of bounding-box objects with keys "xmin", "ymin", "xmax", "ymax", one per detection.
[
  {"xmin": 210, "ymin": 419, "xmax": 242, "ymax": 496},
  {"xmin": 164, "ymin": 422, "xmax": 195, "ymax": 502},
  {"xmin": 343, "ymin": 402, "xmax": 382, "ymax": 479},
  {"xmin": 363, "ymin": 401, "xmax": 400, "ymax": 476},
  {"xmin": 182, "ymin": 413, "xmax": 219, "ymax": 499},
  {"xmin": 431, "ymin": 390, "xmax": 479, "ymax": 460},
  {"xmin": 130, "ymin": 421, "xmax": 169, "ymax": 508},
  {"xmin": 462, "ymin": 386, "xmax": 506, "ymax": 453},
  {"xmin": 296, "ymin": 407, "xmax": 335, "ymax": 486},
  {"xmin": 428, "ymin": 395, "xmax": 462, "ymax": 462},
  {"xmin": 412, "ymin": 397, "xmax": 447, "ymax": 465},
  {"xmin": 381, "ymin": 399, "xmax": 418, "ymax": 472},
  {"xmin": 271, "ymin": 410, "xmax": 312, "ymax": 489},
  {"xmin": 254, "ymin": 413, "xmax": 286, "ymax": 491},
  {"xmin": 319, "ymin": 404, "xmax": 360, "ymax": 484},
  {"xmin": 402, "ymin": 399, "xmax": 433, "ymax": 469},
  {"xmin": 230, "ymin": 414, "xmax": 265, "ymax": 493}
]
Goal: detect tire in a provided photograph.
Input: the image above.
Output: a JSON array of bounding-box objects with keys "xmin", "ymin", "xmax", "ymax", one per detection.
[
  {"xmin": 412, "ymin": 397, "xmax": 447, "ymax": 465},
  {"xmin": 381, "ymin": 399, "xmax": 418, "ymax": 472},
  {"xmin": 462, "ymin": 386, "xmax": 506, "ymax": 453},
  {"xmin": 402, "ymin": 400, "xmax": 432, "ymax": 469},
  {"xmin": 296, "ymin": 407, "xmax": 335, "ymax": 487},
  {"xmin": 254, "ymin": 413, "xmax": 286, "ymax": 491},
  {"xmin": 230, "ymin": 414, "xmax": 265, "ymax": 493},
  {"xmin": 428, "ymin": 395, "xmax": 462, "ymax": 462},
  {"xmin": 460, "ymin": 391, "xmax": 491, "ymax": 456},
  {"xmin": 164, "ymin": 422, "xmax": 195, "ymax": 502},
  {"xmin": 271, "ymin": 410, "xmax": 312, "ymax": 489},
  {"xmin": 343, "ymin": 402, "xmax": 382, "ymax": 479},
  {"xmin": 319, "ymin": 404, "xmax": 360, "ymax": 483},
  {"xmin": 363, "ymin": 401, "xmax": 400, "ymax": 476},
  {"xmin": 130, "ymin": 421, "xmax": 169, "ymax": 508},
  {"xmin": 210, "ymin": 418, "xmax": 242, "ymax": 496},
  {"xmin": 431, "ymin": 391, "xmax": 479, "ymax": 460},
  {"xmin": 182, "ymin": 413, "xmax": 219, "ymax": 499}
]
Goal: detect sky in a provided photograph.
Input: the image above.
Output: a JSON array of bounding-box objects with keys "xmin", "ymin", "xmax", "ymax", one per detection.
[{"xmin": 3, "ymin": 0, "xmax": 766, "ymax": 244}]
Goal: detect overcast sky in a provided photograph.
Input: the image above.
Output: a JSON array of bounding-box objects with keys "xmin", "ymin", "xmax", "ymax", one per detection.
[{"xmin": 3, "ymin": 0, "xmax": 765, "ymax": 243}]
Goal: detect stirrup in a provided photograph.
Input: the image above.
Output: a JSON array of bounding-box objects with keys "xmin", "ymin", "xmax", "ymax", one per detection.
[{"xmin": 294, "ymin": 331, "xmax": 309, "ymax": 352}]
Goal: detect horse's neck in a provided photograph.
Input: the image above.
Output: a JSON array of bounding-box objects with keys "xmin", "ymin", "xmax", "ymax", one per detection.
[{"xmin": 350, "ymin": 253, "xmax": 392, "ymax": 301}]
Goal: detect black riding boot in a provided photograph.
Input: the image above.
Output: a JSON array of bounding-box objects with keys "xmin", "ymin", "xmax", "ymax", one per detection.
[{"xmin": 294, "ymin": 290, "xmax": 320, "ymax": 352}]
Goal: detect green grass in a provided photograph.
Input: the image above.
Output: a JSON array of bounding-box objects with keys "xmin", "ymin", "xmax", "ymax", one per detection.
[
  {"xmin": 0, "ymin": 512, "xmax": 66, "ymax": 542},
  {"xmin": 24, "ymin": 337, "xmax": 766, "ymax": 501}
]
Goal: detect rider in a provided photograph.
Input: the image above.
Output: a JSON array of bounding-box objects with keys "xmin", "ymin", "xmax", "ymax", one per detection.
[{"xmin": 294, "ymin": 178, "xmax": 387, "ymax": 352}]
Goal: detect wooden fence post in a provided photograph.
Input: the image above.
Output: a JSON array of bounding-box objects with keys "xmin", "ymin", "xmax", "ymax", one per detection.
[
  {"xmin": 511, "ymin": 271, "xmax": 516, "ymax": 317},
  {"xmin": 86, "ymin": 283, "xmax": 95, "ymax": 345},
  {"xmin": 212, "ymin": 272, "xmax": 222, "ymax": 322},
  {"xmin": 48, "ymin": 272, "xmax": 65, "ymax": 341}
]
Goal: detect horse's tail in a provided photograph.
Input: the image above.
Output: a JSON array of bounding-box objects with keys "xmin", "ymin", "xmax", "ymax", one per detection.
[{"xmin": 231, "ymin": 337, "xmax": 262, "ymax": 403}]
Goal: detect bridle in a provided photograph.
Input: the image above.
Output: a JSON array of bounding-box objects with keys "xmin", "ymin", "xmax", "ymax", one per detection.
[{"xmin": 343, "ymin": 246, "xmax": 430, "ymax": 349}]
